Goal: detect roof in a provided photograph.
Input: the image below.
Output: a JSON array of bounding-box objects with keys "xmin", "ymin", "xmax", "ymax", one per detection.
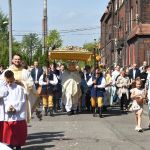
[
  {"xmin": 128, "ymin": 24, "xmax": 150, "ymax": 41},
  {"xmin": 48, "ymin": 50, "xmax": 93, "ymax": 62}
]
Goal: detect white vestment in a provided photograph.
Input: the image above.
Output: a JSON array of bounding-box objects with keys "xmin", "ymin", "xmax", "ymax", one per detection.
[
  {"xmin": 62, "ymin": 70, "xmax": 81, "ymax": 112},
  {"xmin": 4, "ymin": 83, "xmax": 26, "ymax": 121}
]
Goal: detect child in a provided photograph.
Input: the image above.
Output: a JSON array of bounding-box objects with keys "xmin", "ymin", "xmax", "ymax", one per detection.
[
  {"xmin": 0, "ymin": 80, "xmax": 9, "ymax": 142},
  {"xmin": 2, "ymin": 70, "xmax": 27, "ymax": 150},
  {"xmin": 130, "ymin": 79, "xmax": 146, "ymax": 132}
]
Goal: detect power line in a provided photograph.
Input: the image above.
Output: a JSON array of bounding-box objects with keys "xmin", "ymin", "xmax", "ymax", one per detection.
[
  {"xmin": 14, "ymin": 32, "xmax": 100, "ymax": 37},
  {"xmin": 12, "ymin": 26, "xmax": 100, "ymax": 34}
]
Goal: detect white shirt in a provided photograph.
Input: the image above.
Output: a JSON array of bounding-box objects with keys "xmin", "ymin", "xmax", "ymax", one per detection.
[
  {"xmin": 111, "ymin": 70, "xmax": 120, "ymax": 85},
  {"xmin": 133, "ymin": 69, "xmax": 136, "ymax": 80},
  {"xmin": 87, "ymin": 76, "xmax": 106, "ymax": 88},
  {"xmin": 39, "ymin": 74, "xmax": 58, "ymax": 86}
]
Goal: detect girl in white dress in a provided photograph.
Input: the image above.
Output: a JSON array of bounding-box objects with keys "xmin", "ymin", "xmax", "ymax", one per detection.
[{"xmin": 130, "ymin": 79, "xmax": 146, "ymax": 132}]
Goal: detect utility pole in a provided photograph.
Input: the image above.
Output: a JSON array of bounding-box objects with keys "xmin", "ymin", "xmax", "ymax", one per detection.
[
  {"xmin": 8, "ymin": 0, "xmax": 13, "ymax": 66},
  {"xmin": 93, "ymin": 39, "xmax": 96, "ymax": 70},
  {"xmin": 42, "ymin": 0, "xmax": 48, "ymax": 55}
]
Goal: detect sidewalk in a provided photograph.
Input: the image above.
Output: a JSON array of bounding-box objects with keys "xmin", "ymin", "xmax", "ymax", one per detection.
[{"xmin": 143, "ymin": 104, "xmax": 148, "ymax": 116}]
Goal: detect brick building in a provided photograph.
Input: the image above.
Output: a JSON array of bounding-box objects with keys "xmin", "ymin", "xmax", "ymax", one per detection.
[{"xmin": 100, "ymin": 0, "xmax": 150, "ymax": 68}]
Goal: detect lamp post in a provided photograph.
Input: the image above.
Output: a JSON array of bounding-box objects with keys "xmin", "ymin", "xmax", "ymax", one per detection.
[{"xmin": 8, "ymin": 0, "xmax": 13, "ymax": 66}]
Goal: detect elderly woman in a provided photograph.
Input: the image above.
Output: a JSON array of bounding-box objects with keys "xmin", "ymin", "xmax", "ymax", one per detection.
[{"xmin": 116, "ymin": 70, "xmax": 131, "ymax": 112}]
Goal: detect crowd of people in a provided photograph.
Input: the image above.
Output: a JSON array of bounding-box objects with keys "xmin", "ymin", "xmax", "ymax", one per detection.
[{"xmin": 0, "ymin": 53, "xmax": 150, "ymax": 149}]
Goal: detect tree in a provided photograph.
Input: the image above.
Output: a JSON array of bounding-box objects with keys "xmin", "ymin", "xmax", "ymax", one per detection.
[
  {"xmin": 83, "ymin": 41, "xmax": 100, "ymax": 69},
  {"xmin": 21, "ymin": 33, "xmax": 41, "ymax": 65},
  {"xmin": 47, "ymin": 29, "xmax": 62, "ymax": 50},
  {"xmin": 0, "ymin": 9, "xmax": 9, "ymax": 67},
  {"xmin": 0, "ymin": 9, "xmax": 21, "ymax": 67},
  {"xmin": 83, "ymin": 42, "xmax": 96, "ymax": 52}
]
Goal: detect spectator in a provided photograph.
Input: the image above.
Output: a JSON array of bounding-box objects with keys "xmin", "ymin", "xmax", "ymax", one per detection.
[
  {"xmin": 139, "ymin": 61, "xmax": 147, "ymax": 73},
  {"xmin": 116, "ymin": 70, "xmax": 131, "ymax": 112},
  {"xmin": 31, "ymin": 60, "xmax": 43, "ymax": 90}
]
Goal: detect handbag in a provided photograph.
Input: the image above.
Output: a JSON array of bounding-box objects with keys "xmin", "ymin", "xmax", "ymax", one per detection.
[
  {"xmin": 37, "ymin": 85, "xmax": 42, "ymax": 95},
  {"xmin": 129, "ymin": 100, "xmax": 140, "ymax": 111}
]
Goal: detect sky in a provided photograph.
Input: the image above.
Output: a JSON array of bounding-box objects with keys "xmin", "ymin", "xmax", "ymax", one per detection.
[{"xmin": 0, "ymin": 0, "xmax": 109, "ymax": 47}]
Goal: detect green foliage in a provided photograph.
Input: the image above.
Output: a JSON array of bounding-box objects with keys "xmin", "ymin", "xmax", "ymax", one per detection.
[
  {"xmin": 0, "ymin": 9, "xmax": 9, "ymax": 67},
  {"xmin": 83, "ymin": 42, "xmax": 96, "ymax": 52},
  {"xmin": 21, "ymin": 33, "xmax": 41, "ymax": 65},
  {"xmin": 47, "ymin": 29, "xmax": 63, "ymax": 50}
]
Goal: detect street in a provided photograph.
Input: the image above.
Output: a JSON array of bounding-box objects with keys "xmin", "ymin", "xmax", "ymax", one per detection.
[{"xmin": 23, "ymin": 106, "xmax": 150, "ymax": 150}]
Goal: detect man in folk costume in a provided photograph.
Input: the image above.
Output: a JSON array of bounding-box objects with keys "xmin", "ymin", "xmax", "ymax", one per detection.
[
  {"xmin": 87, "ymin": 68, "xmax": 106, "ymax": 118},
  {"xmin": 61, "ymin": 62, "xmax": 81, "ymax": 115},
  {"xmin": 0, "ymin": 80, "xmax": 9, "ymax": 142},
  {"xmin": 39, "ymin": 66, "xmax": 58, "ymax": 116},
  {"xmin": 1, "ymin": 54, "xmax": 38, "ymax": 122},
  {"xmin": 2, "ymin": 70, "xmax": 27, "ymax": 150}
]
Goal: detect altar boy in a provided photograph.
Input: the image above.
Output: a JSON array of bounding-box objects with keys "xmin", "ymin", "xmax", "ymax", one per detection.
[{"xmin": 2, "ymin": 70, "xmax": 27, "ymax": 150}]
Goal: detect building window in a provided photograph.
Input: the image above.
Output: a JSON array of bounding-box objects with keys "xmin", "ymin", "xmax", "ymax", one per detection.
[
  {"xmin": 115, "ymin": 1, "xmax": 118, "ymax": 11},
  {"xmin": 130, "ymin": 7, "xmax": 133, "ymax": 29},
  {"xmin": 119, "ymin": 0, "xmax": 124, "ymax": 8}
]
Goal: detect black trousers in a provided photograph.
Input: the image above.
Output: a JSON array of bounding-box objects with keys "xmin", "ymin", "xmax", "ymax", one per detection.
[{"xmin": 120, "ymin": 94, "xmax": 128, "ymax": 110}]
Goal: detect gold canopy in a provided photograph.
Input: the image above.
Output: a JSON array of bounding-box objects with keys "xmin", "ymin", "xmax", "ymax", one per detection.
[{"xmin": 48, "ymin": 50, "xmax": 93, "ymax": 62}]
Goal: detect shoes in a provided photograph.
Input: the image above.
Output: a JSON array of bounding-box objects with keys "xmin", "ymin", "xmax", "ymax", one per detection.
[
  {"xmin": 36, "ymin": 110, "xmax": 42, "ymax": 121},
  {"xmin": 135, "ymin": 126, "xmax": 143, "ymax": 132},
  {"xmin": 67, "ymin": 111, "xmax": 72, "ymax": 116},
  {"xmin": 49, "ymin": 110, "xmax": 54, "ymax": 117},
  {"xmin": 99, "ymin": 114, "xmax": 104, "ymax": 118},
  {"xmin": 93, "ymin": 113, "xmax": 97, "ymax": 117}
]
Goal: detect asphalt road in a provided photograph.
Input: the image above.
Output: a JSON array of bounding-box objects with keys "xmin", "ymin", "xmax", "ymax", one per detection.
[{"xmin": 22, "ymin": 106, "xmax": 150, "ymax": 150}]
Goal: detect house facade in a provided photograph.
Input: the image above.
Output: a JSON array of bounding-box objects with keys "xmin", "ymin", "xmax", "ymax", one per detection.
[{"xmin": 100, "ymin": 0, "xmax": 150, "ymax": 68}]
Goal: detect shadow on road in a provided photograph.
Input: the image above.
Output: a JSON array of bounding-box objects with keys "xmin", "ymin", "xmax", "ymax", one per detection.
[
  {"xmin": 102, "ymin": 106, "xmax": 129, "ymax": 117},
  {"xmin": 22, "ymin": 145, "xmax": 54, "ymax": 150},
  {"xmin": 143, "ymin": 128, "xmax": 150, "ymax": 132},
  {"xmin": 22, "ymin": 131, "xmax": 72, "ymax": 150}
]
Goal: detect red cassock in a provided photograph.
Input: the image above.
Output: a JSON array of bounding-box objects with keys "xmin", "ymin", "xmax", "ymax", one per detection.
[
  {"xmin": 3, "ymin": 120, "xmax": 27, "ymax": 146},
  {"xmin": 0, "ymin": 121, "xmax": 3, "ymax": 142}
]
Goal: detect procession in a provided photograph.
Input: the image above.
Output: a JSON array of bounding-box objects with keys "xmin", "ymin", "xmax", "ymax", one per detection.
[
  {"xmin": 1, "ymin": 0, "xmax": 150, "ymax": 150},
  {"xmin": 0, "ymin": 52, "xmax": 150, "ymax": 149}
]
